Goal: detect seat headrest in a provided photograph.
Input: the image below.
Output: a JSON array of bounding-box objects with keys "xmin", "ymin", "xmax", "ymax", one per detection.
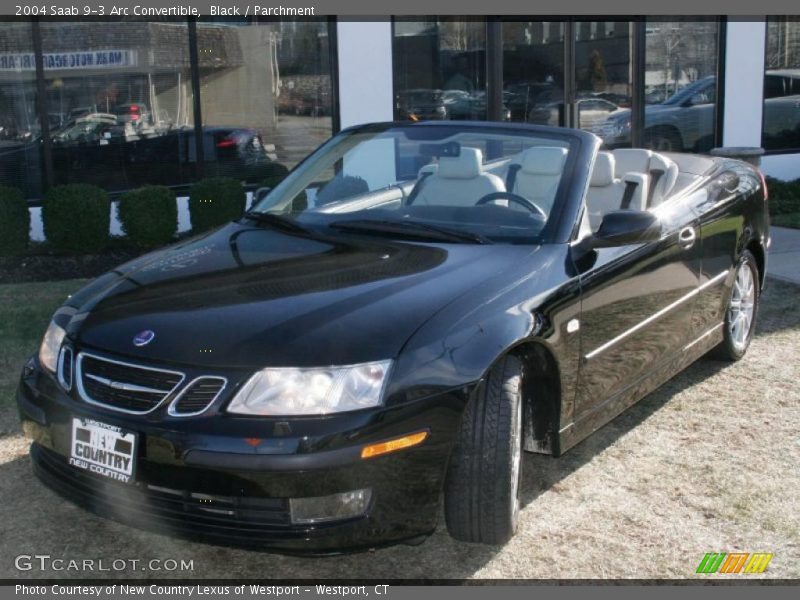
[
  {"xmin": 649, "ymin": 153, "xmax": 679, "ymax": 191},
  {"xmin": 520, "ymin": 146, "xmax": 568, "ymax": 175},
  {"xmin": 591, "ymin": 152, "xmax": 615, "ymax": 187},
  {"xmin": 438, "ymin": 147, "xmax": 483, "ymax": 179},
  {"xmin": 613, "ymin": 148, "xmax": 653, "ymax": 177}
]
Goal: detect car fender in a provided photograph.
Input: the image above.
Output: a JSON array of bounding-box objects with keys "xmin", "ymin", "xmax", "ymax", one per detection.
[{"xmin": 384, "ymin": 244, "xmax": 581, "ymax": 433}]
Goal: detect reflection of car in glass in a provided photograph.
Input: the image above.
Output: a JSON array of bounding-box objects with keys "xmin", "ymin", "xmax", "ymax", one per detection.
[
  {"xmin": 528, "ymin": 98, "xmax": 622, "ymax": 133},
  {"xmin": 20, "ymin": 122, "xmax": 768, "ymax": 553},
  {"xmin": 602, "ymin": 76, "xmax": 717, "ymax": 151},
  {"xmin": 112, "ymin": 103, "xmax": 152, "ymax": 126},
  {"xmin": 396, "ymin": 89, "xmax": 449, "ymax": 120},
  {"xmin": 51, "ymin": 113, "xmax": 118, "ymax": 145},
  {"xmin": 504, "ymin": 82, "xmax": 560, "ymax": 121},
  {"xmin": 761, "ymin": 68, "xmax": 800, "ymax": 150},
  {"xmin": 445, "ymin": 91, "xmax": 512, "ymax": 121},
  {"xmin": 604, "ymin": 71, "xmax": 800, "ymax": 152},
  {"xmin": 0, "ymin": 123, "xmax": 276, "ymax": 190}
]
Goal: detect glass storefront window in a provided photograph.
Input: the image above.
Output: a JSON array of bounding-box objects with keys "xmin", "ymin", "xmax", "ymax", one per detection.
[
  {"xmin": 763, "ymin": 17, "xmax": 800, "ymax": 152},
  {"xmin": 502, "ymin": 20, "xmax": 565, "ymax": 125},
  {"xmin": 0, "ymin": 21, "xmax": 44, "ymax": 199},
  {"xmin": 575, "ymin": 21, "xmax": 632, "ymax": 143},
  {"xmin": 198, "ymin": 20, "xmax": 334, "ymax": 182},
  {"xmin": 393, "ymin": 18, "xmax": 487, "ymax": 122},
  {"xmin": 642, "ymin": 20, "xmax": 720, "ymax": 153},
  {"xmin": 38, "ymin": 21, "xmax": 196, "ymax": 191}
]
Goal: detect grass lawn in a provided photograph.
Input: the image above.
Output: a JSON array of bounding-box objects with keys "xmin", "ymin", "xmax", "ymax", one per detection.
[
  {"xmin": 0, "ymin": 279, "xmax": 86, "ymax": 427},
  {"xmin": 0, "ymin": 277, "xmax": 798, "ymax": 577}
]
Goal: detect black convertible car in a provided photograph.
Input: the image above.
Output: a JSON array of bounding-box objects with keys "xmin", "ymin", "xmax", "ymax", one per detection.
[{"xmin": 18, "ymin": 122, "xmax": 768, "ymax": 553}]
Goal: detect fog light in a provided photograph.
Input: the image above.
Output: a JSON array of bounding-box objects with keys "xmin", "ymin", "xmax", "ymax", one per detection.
[{"xmin": 289, "ymin": 488, "xmax": 372, "ymax": 524}]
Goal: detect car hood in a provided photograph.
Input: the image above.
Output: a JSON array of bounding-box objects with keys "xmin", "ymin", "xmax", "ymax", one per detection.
[{"xmin": 65, "ymin": 222, "xmax": 540, "ymax": 369}]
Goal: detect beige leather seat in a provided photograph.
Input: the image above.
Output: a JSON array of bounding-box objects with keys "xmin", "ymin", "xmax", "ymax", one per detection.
[
  {"xmin": 648, "ymin": 153, "xmax": 679, "ymax": 207},
  {"xmin": 586, "ymin": 152, "xmax": 648, "ymax": 230},
  {"xmin": 612, "ymin": 148, "xmax": 678, "ymax": 207},
  {"xmin": 413, "ymin": 148, "xmax": 505, "ymax": 207},
  {"xmin": 509, "ymin": 146, "xmax": 568, "ymax": 215}
]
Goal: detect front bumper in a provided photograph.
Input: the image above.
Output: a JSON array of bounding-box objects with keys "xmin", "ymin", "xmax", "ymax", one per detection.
[{"xmin": 17, "ymin": 357, "xmax": 462, "ymax": 553}]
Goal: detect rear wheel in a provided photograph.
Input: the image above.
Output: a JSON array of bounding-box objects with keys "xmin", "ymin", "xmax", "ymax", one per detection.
[
  {"xmin": 444, "ymin": 355, "xmax": 524, "ymax": 545},
  {"xmin": 711, "ymin": 250, "xmax": 759, "ymax": 361}
]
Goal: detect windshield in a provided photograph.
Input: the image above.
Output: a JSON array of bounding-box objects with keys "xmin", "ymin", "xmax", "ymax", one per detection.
[{"xmin": 251, "ymin": 123, "xmax": 578, "ymax": 244}]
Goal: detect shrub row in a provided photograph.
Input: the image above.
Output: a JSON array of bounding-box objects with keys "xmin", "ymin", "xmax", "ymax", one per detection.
[
  {"xmin": 1, "ymin": 169, "xmax": 293, "ymax": 255},
  {"xmin": 765, "ymin": 176, "xmax": 800, "ymax": 216}
]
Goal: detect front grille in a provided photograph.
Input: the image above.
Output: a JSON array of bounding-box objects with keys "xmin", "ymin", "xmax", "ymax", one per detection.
[
  {"xmin": 169, "ymin": 377, "xmax": 227, "ymax": 416},
  {"xmin": 77, "ymin": 353, "xmax": 184, "ymax": 414},
  {"xmin": 31, "ymin": 444, "xmax": 294, "ymax": 547}
]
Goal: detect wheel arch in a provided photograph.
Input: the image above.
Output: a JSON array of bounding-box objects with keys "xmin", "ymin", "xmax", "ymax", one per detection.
[
  {"xmin": 505, "ymin": 339, "xmax": 563, "ymax": 456},
  {"xmin": 745, "ymin": 237, "xmax": 766, "ymax": 290}
]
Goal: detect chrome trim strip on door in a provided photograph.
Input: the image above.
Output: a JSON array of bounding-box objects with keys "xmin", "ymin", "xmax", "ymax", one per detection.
[
  {"xmin": 76, "ymin": 352, "xmax": 185, "ymax": 415},
  {"xmin": 584, "ymin": 269, "xmax": 729, "ymax": 361},
  {"xmin": 683, "ymin": 322, "xmax": 725, "ymax": 352}
]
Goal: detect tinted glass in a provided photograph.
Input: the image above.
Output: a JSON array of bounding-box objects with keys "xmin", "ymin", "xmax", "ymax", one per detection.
[
  {"xmin": 0, "ymin": 21, "xmax": 44, "ymax": 198},
  {"xmin": 763, "ymin": 17, "xmax": 800, "ymax": 151},
  {"xmin": 575, "ymin": 21, "xmax": 631, "ymax": 142},
  {"xmin": 502, "ymin": 20, "xmax": 565, "ymax": 125},
  {"xmin": 643, "ymin": 20, "xmax": 720, "ymax": 152},
  {"xmin": 198, "ymin": 20, "xmax": 334, "ymax": 183},
  {"xmin": 393, "ymin": 18, "xmax": 487, "ymax": 122},
  {"xmin": 37, "ymin": 21, "xmax": 195, "ymax": 191}
]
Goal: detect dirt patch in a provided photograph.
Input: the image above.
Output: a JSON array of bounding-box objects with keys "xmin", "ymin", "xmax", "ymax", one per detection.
[
  {"xmin": 0, "ymin": 279, "xmax": 798, "ymax": 579},
  {"xmin": 0, "ymin": 249, "xmax": 141, "ymax": 284}
]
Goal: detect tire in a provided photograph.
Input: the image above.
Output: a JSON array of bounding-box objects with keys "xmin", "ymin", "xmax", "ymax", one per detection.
[
  {"xmin": 644, "ymin": 127, "xmax": 683, "ymax": 152},
  {"xmin": 710, "ymin": 250, "xmax": 759, "ymax": 361},
  {"xmin": 444, "ymin": 355, "xmax": 524, "ymax": 545}
]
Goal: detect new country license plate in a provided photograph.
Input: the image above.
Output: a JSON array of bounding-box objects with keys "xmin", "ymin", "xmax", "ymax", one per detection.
[{"xmin": 69, "ymin": 417, "xmax": 137, "ymax": 483}]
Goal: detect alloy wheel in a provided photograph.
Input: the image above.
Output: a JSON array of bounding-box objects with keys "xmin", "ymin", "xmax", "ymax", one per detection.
[{"xmin": 729, "ymin": 262, "xmax": 756, "ymax": 351}]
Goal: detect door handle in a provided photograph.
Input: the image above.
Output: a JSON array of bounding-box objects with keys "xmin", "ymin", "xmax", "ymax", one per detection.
[{"xmin": 678, "ymin": 226, "xmax": 696, "ymax": 250}]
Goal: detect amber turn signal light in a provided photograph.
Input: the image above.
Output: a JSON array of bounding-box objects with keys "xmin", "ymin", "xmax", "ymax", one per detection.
[{"xmin": 360, "ymin": 431, "xmax": 428, "ymax": 459}]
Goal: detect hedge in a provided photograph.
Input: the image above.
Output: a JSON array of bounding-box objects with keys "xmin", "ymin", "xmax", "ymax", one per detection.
[
  {"xmin": 766, "ymin": 176, "xmax": 800, "ymax": 216},
  {"xmin": 188, "ymin": 177, "xmax": 246, "ymax": 233},
  {"xmin": 42, "ymin": 184, "xmax": 109, "ymax": 254},
  {"xmin": 0, "ymin": 186, "xmax": 29, "ymax": 256},
  {"xmin": 118, "ymin": 186, "xmax": 178, "ymax": 248}
]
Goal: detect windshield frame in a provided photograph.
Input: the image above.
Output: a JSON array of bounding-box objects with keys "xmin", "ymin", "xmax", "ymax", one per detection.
[{"xmin": 252, "ymin": 121, "xmax": 596, "ymax": 246}]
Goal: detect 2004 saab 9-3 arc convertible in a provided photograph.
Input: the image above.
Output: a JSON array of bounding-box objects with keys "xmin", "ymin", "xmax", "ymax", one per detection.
[{"xmin": 18, "ymin": 122, "xmax": 768, "ymax": 553}]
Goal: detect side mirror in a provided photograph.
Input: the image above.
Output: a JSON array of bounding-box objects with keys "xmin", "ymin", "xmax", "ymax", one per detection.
[{"xmin": 593, "ymin": 210, "xmax": 661, "ymax": 247}]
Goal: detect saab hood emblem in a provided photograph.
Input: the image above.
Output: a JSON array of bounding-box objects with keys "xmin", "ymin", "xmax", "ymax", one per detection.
[{"xmin": 133, "ymin": 330, "xmax": 156, "ymax": 347}]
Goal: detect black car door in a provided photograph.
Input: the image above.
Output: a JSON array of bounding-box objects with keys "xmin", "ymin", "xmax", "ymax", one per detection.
[{"xmin": 573, "ymin": 203, "xmax": 702, "ymax": 426}]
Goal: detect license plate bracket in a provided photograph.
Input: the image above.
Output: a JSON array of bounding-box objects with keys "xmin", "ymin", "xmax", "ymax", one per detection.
[{"xmin": 69, "ymin": 417, "xmax": 137, "ymax": 483}]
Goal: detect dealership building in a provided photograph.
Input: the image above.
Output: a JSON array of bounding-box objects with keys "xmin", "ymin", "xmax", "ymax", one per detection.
[{"xmin": 0, "ymin": 17, "xmax": 798, "ymax": 216}]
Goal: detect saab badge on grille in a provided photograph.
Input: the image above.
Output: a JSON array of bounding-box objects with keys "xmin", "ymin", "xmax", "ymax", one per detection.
[{"xmin": 133, "ymin": 330, "xmax": 156, "ymax": 347}]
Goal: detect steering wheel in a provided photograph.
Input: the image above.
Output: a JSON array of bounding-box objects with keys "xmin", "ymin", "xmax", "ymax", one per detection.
[{"xmin": 475, "ymin": 192, "xmax": 547, "ymax": 219}]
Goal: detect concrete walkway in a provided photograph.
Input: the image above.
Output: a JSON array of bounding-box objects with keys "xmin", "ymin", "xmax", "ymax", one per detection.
[{"xmin": 768, "ymin": 226, "xmax": 800, "ymax": 284}]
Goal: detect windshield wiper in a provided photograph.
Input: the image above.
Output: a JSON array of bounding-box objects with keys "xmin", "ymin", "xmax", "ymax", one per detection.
[
  {"xmin": 329, "ymin": 219, "xmax": 490, "ymax": 245},
  {"xmin": 243, "ymin": 210, "xmax": 309, "ymax": 234}
]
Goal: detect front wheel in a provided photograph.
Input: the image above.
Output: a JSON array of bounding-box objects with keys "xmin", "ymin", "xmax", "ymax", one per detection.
[
  {"xmin": 711, "ymin": 250, "xmax": 759, "ymax": 361},
  {"xmin": 444, "ymin": 355, "xmax": 524, "ymax": 545}
]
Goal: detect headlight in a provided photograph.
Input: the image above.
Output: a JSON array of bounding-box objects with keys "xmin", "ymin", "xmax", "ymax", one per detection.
[
  {"xmin": 227, "ymin": 360, "xmax": 392, "ymax": 416},
  {"xmin": 38, "ymin": 320, "xmax": 66, "ymax": 373}
]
